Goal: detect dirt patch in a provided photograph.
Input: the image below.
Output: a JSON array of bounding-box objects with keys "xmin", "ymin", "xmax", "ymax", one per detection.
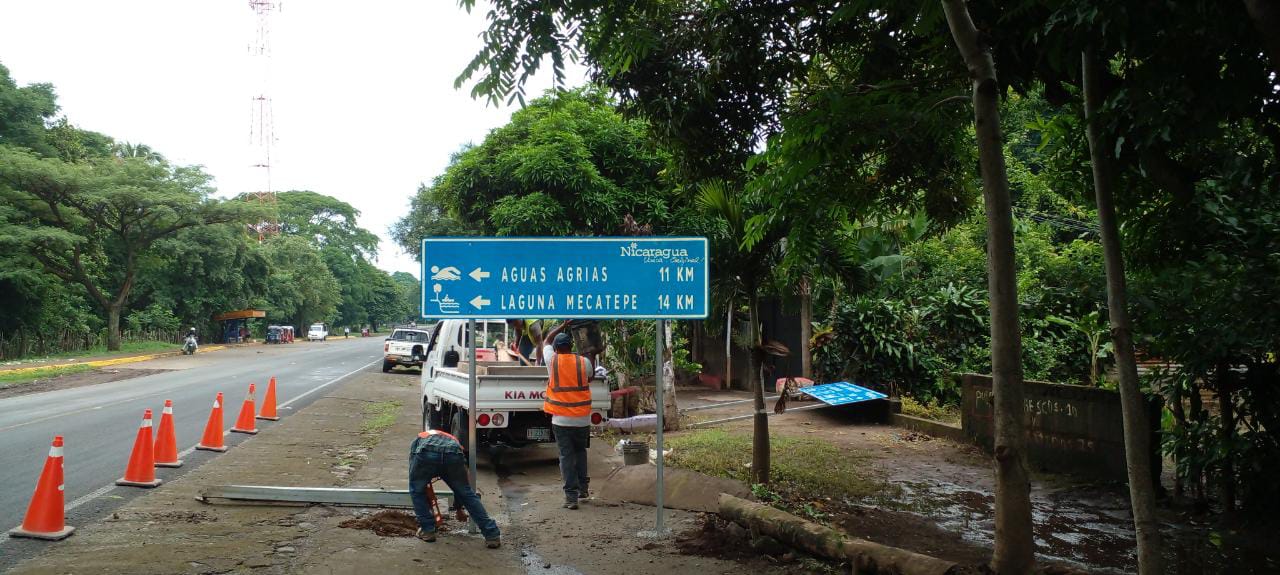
[
  {"xmin": 0, "ymin": 367, "xmax": 172, "ymax": 399},
  {"xmin": 676, "ymin": 515, "xmax": 846, "ymax": 574},
  {"xmin": 835, "ymin": 504, "xmax": 990, "ymax": 566},
  {"xmin": 337, "ymin": 510, "xmax": 419, "ymax": 537}
]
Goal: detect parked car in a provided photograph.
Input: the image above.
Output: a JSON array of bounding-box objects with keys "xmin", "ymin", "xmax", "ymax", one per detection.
[
  {"xmin": 307, "ymin": 323, "xmax": 328, "ymax": 341},
  {"xmin": 383, "ymin": 325, "xmax": 432, "ymax": 372}
]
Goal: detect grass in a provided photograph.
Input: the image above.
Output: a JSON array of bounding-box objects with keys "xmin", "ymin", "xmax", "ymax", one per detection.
[
  {"xmin": 360, "ymin": 400, "xmax": 404, "ymax": 446},
  {"xmin": 3, "ymin": 340, "xmax": 180, "ymax": 365},
  {"xmin": 666, "ymin": 428, "xmax": 884, "ymax": 501},
  {"xmin": 0, "ymin": 364, "xmax": 94, "ymax": 388},
  {"xmin": 900, "ymin": 396, "xmax": 961, "ymax": 425}
]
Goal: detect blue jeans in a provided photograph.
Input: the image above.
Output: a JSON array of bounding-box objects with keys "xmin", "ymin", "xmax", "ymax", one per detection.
[
  {"xmin": 408, "ymin": 449, "xmax": 500, "ymax": 540},
  {"xmin": 553, "ymin": 424, "xmax": 590, "ymax": 502}
]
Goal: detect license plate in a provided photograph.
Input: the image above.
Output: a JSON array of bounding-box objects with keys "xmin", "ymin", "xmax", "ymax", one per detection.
[{"xmin": 526, "ymin": 428, "xmax": 552, "ymax": 441}]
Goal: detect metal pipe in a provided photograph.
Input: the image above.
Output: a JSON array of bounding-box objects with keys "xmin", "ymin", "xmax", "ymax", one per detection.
[
  {"xmin": 680, "ymin": 395, "xmax": 780, "ymax": 413},
  {"xmin": 197, "ymin": 485, "xmax": 451, "ymax": 508},
  {"xmin": 467, "ymin": 318, "xmax": 478, "ymax": 534},
  {"xmin": 687, "ymin": 402, "xmax": 830, "ymax": 428},
  {"xmin": 654, "ymin": 318, "xmax": 667, "ymax": 534}
]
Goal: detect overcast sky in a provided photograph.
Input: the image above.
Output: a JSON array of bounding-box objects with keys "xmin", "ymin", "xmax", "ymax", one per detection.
[{"xmin": 0, "ymin": 0, "xmax": 588, "ymax": 278}]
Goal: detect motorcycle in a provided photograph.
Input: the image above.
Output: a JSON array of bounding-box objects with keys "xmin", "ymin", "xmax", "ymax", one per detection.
[{"xmin": 182, "ymin": 334, "xmax": 199, "ymax": 355}]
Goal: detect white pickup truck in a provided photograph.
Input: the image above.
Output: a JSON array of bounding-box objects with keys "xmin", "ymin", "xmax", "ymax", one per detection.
[
  {"xmin": 383, "ymin": 325, "xmax": 432, "ymax": 372},
  {"xmin": 419, "ymin": 319, "xmax": 609, "ymax": 454}
]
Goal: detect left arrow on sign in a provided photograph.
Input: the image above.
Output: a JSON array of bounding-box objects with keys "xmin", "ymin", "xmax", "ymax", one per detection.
[
  {"xmin": 470, "ymin": 295, "xmax": 491, "ymax": 309},
  {"xmin": 469, "ymin": 268, "xmax": 490, "ymax": 282}
]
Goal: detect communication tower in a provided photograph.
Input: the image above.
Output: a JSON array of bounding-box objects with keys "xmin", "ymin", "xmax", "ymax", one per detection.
[{"xmin": 247, "ymin": 0, "xmax": 279, "ymax": 240}]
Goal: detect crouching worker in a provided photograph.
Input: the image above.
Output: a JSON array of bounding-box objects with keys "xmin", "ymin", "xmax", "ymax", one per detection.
[{"xmin": 408, "ymin": 429, "xmax": 501, "ymax": 548}]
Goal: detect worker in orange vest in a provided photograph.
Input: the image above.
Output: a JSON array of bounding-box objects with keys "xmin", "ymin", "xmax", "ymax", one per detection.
[
  {"xmin": 541, "ymin": 323, "xmax": 594, "ymax": 509},
  {"xmin": 409, "ymin": 429, "xmax": 500, "ymax": 547}
]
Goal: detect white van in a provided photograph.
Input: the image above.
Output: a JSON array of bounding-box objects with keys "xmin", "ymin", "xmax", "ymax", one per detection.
[{"xmin": 307, "ymin": 323, "xmax": 329, "ymax": 341}]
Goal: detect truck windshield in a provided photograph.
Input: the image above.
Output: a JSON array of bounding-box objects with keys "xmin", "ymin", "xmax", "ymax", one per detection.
[{"xmin": 310, "ymin": 324, "xmax": 324, "ymax": 331}]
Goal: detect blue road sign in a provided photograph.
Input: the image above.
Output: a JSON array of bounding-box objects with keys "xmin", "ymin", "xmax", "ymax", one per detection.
[
  {"xmin": 799, "ymin": 382, "xmax": 887, "ymax": 406},
  {"xmin": 420, "ymin": 237, "xmax": 708, "ymax": 319}
]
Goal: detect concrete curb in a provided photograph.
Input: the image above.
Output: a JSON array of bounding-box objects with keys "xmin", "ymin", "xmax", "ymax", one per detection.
[{"xmin": 0, "ymin": 345, "xmax": 233, "ymax": 375}]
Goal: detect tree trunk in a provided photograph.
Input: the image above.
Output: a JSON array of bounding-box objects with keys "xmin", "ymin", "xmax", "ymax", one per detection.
[
  {"xmin": 106, "ymin": 303, "xmax": 123, "ymax": 351},
  {"xmin": 1216, "ymin": 363, "xmax": 1236, "ymax": 513},
  {"xmin": 726, "ymin": 305, "xmax": 734, "ymax": 389},
  {"xmin": 799, "ymin": 277, "xmax": 813, "ymax": 380},
  {"xmin": 1170, "ymin": 377, "xmax": 1186, "ymax": 499},
  {"xmin": 1083, "ymin": 49, "xmax": 1165, "ymax": 574},
  {"xmin": 663, "ymin": 320, "xmax": 680, "ymax": 431},
  {"xmin": 749, "ymin": 291, "xmax": 770, "ymax": 484},
  {"xmin": 940, "ymin": 1, "xmax": 1034, "ymax": 572},
  {"xmin": 718, "ymin": 494, "xmax": 961, "ymax": 575}
]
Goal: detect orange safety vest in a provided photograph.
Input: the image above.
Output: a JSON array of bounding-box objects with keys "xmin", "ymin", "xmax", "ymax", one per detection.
[{"xmin": 543, "ymin": 353, "xmax": 592, "ymax": 417}]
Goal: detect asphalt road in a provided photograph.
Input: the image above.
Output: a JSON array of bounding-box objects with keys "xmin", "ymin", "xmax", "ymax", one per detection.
[{"xmin": 0, "ymin": 337, "xmax": 389, "ymax": 563}]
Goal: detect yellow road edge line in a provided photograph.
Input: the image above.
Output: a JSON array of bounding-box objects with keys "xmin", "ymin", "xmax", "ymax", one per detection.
[{"xmin": 0, "ymin": 344, "xmax": 233, "ymax": 375}]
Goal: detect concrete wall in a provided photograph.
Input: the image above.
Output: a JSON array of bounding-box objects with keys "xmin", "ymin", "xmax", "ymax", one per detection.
[{"xmin": 961, "ymin": 373, "xmax": 1161, "ymax": 482}]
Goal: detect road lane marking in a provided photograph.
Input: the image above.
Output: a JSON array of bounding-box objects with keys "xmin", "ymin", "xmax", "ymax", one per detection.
[
  {"xmin": 0, "ymin": 344, "xmax": 374, "ymax": 431},
  {"xmin": 4, "ymin": 357, "xmax": 380, "ymax": 539}
]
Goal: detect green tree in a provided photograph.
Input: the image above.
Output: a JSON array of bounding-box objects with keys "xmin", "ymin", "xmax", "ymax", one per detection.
[
  {"xmin": 394, "ymin": 88, "xmax": 675, "ymax": 252},
  {"xmin": 275, "ymin": 190, "xmax": 380, "ymax": 257},
  {"xmin": 392, "ymin": 271, "xmax": 421, "ymax": 324},
  {"xmin": 257, "ymin": 236, "xmax": 340, "ymax": 330},
  {"xmin": 132, "ymin": 222, "xmax": 269, "ymax": 337},
  {"xmin": 0, "ymin": 147, "xmax": 257, "ymax": 350}
]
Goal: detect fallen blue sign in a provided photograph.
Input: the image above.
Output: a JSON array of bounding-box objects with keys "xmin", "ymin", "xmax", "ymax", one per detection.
[
  {"xmin": 420, "ymin": 237, "xmax": 708, "ymax": 319},
  {"xmin": 799, "ymin": 382, "xmax": 888, "ymax": 406}
]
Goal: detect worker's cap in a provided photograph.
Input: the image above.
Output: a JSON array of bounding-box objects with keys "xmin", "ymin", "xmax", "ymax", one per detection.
[{"xmin": 553, "ymin": 333, "xmax": 573, "ymax": 348}]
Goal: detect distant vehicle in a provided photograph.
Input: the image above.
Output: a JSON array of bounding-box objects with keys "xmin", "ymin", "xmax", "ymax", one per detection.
[
  {"xmin": 308, "ymin": 323, "xmax": 328, "ymax": 341},
  {"xmin": 282, "ymin": 326, "xmax": 295, "ymax": 343},
  {"xmin": 182, "ymin": 333, "xmax": 198, "ymax": 355},
  {"xmin": 266, "ymin": 325, "xmax": 283, "ymax": 344},
  {"xmin": 383, "ymin": 325, "xmax": 433, "ymax": 372}
]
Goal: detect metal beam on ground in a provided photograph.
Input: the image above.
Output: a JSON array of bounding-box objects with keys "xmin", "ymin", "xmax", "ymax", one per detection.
[{"xmin": 196, "ymin": 485, "xmax": 451, "ymax": 508}]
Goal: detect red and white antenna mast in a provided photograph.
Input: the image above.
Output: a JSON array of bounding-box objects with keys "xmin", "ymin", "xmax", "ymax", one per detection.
[{"xmin": 247, "ymin": 0, "xmax": 279, "ymax": 240}]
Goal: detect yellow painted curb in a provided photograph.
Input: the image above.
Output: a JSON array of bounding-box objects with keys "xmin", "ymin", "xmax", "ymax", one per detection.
[{"xmin": 1, "ymin": 345, "xmax": 232, "ymax": 375}]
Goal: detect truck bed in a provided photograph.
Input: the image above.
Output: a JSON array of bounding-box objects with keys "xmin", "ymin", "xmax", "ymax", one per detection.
[{"xmin": 430, "ymin": 362, "xmax": 610, "ymax": 413}]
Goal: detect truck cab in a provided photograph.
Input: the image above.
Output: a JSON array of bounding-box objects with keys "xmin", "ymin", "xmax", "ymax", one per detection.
[
  {"xmin": 419, "ymin": 319, "xmax": 609, "ymax": 453},
  {"xmin": 307, "ymin": 323, "xmax": 328, "ymax": 341}
]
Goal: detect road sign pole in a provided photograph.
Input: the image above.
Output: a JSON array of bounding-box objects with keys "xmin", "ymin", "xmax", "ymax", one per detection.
[
  {"xmin": 467, "ymin": 318, "xmax": 479, "ymax": 534},
  {"xmin": 654, "ymin": 319, "xmax": 668, "ymax": 536}
]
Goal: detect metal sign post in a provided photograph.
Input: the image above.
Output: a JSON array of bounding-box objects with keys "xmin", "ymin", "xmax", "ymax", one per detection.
[
  {"xmin": 653, "ymin": 319, "xmax": 669, "ymax": 536},
  {"xmin": 467, "ymin": 318, "xmax": 479, "ymax": 534},
  {"xmin": 418, "ymin": 236, "xmax": 711, "ymax": 541}
]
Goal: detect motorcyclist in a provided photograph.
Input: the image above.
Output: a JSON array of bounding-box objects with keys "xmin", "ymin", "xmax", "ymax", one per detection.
[{"xmin": 184, "ymin": 328, "xmax": 199, "ymax": 354}]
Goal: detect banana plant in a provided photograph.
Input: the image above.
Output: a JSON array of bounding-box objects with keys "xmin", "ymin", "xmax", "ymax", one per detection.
[{"xmin": 1047, "ymin": 310, "xmax": 1112, "ymax": 386}]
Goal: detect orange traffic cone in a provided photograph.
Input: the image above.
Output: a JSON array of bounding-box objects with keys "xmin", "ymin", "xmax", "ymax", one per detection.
[
  {"xmin": 257, "ymin": 376, "xmax": 280, "ymax": 421},
  {"xmin": 195, "ymin": 392, "xmax": 227, "ymax": 452},
  {"xmin": 153, "ymin": 399, "xmax": 183, "ymax": 468},
  {"xmin": 230, "ymin": 383, "xmax": 258, "ymax": 434},
  {"xmin": 116, "ymin": 410, "xmax": 162, "ymax": 488},
  {"xmin": 8, "ymin": 436, "xmax": 75, "ymax": 540}
]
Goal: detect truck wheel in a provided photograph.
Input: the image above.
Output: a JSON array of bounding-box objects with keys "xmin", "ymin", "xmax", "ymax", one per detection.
[
  {"xmin": 382, "ymin": 361, "xmax": 393, "ymax": 373},
  {"xmin": 451, "ymin": 409, "xmax": 469, "ymax": 453},
  {"xmin": 426, "ymin": 404, "xmax": 443, "ymax": 430}
]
